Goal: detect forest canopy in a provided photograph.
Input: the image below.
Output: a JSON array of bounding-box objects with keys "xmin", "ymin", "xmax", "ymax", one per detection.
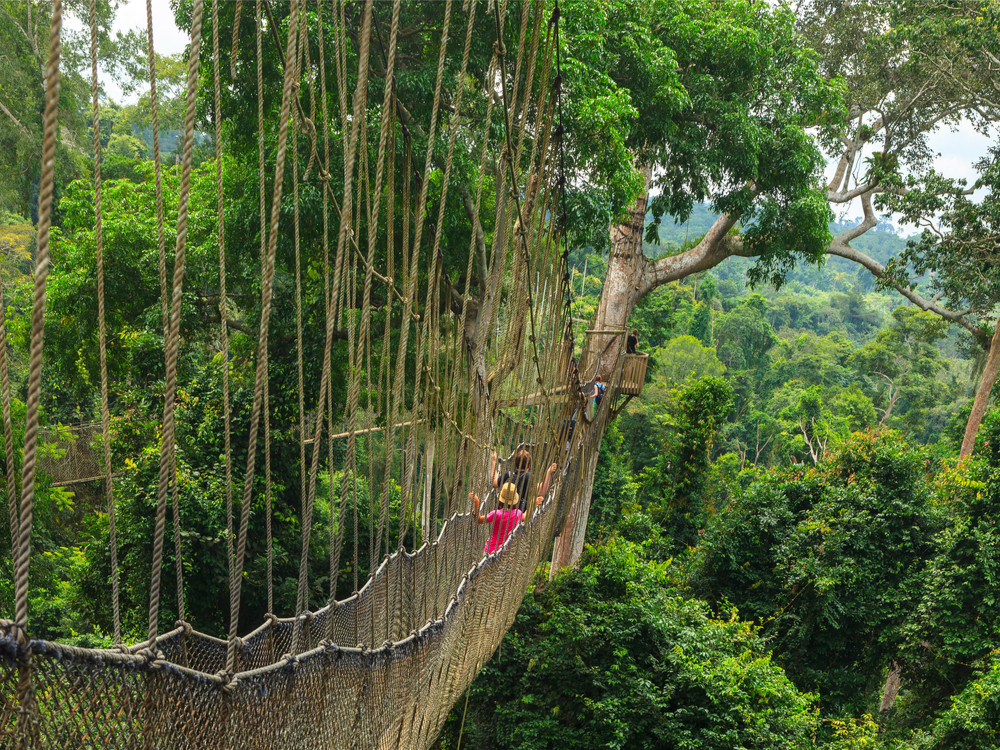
[{"xmin": 1, "ymin": 0, "xmax": 1000, "ymax": 748}]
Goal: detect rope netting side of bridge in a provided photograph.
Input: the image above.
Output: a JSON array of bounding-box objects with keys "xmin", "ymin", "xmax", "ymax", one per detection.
[{"xmin": 0, "ymin": 1, "xmax": 630, "ymax": 747}]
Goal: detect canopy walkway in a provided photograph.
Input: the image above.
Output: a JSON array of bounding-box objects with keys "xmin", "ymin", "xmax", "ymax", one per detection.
[{"xmin": 0, "ymin": 0, "xmax": 632, "ymax": 747}]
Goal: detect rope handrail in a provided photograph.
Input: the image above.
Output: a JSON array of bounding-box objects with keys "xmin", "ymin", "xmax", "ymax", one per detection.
[{"xmin": 0, "ymin": 3, "xmax": 586, "ymax": 748}]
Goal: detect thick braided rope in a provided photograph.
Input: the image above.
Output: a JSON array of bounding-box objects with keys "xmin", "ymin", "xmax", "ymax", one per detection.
[
  {"xmin": 147, "ymin": 0, "xmax": 205, "ymax": 644},
  {"xmin": 554, "ymin": 1, "xmax": 576, "ymax": 354},
  {"xmin": 230, "ymin": 0, "xmax": 244, "ymax": 79},
  {"xmin": 14, "ymin": 0, "xmax": 62, "ymax": 630},
  {"xmin": 314, "ymin": 0, "xmax": 338, "ymax": 623},
  {"xmin": 447, "ymin": 51, "xmax": 499, "ymax": 528},
  {"xmin": 410, "ymin": 0, "xmax": 480, "ymax": 551},
  {"xmin": 90, "ymin": 0, "xmax": 122, "ymax": 646},
  {"xmin": 291, "ymin": 0, "xmax": 310, "ymax": 630},
  {"xmin": 359, "ymin": 0, "xmax": 403, "ymax": 572},
  {"xmin": 394, "ymin": 0, "xmax": 455, "ymax": 557},
  {"xmin": 254, "ymin": 0, "xmax": 274, "ymax": 617},
  {"xmin": 309, "ymin": 0, "xmax": 378, "ymax": 638},
  {"xmin": 146, "ymin": 0, "xmax": 169, "ymax": 341},
  {"xmin": 326, "ymin": 0, "xmax": 379, "ymax": 633},
  {"xmin": 229, "ymin": 0, "xmax": 302, "ymax": 671},
  {"xmin": 491, "ymin": 0, "xmax": 548, "ymax": 394},
  {"xmin": 143, "ymin": 1, "xmax": 185, "ymax": 620},
  {"xmin": 301, "ymin": 11, "xmax": 318, "ymax": 180},
  {"xmin": 0, "ymin": 273, "xmax": 16, "ymax": 557},
  {"xmin": 212, "ymin": 0, "xmax": 235, "ymax": 634},
  {"xmin": 412, "ymin": 0, "xmax": 480, "ymax": 541}
]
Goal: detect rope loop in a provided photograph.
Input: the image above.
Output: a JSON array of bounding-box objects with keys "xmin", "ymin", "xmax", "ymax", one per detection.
[{"xmin": 492, "ymin": 40, "xmax": 506, "ymax": 58}]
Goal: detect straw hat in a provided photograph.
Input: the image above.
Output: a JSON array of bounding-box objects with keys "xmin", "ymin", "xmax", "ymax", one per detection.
[{"xmin": 499, "ymin": 482, "xmax": 521, "ymax": 508}]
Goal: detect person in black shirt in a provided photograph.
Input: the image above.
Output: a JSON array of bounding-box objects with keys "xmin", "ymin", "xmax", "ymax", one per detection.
[
  {"xmin": 626, "ymin": 329, "xmax": 639, "ymax": 354},
  {"xmin": 491, "ymin": 448, "xmax": 558, "ymax": 511},
  {"xmin": 492, "ymin": 448, "xmax": 531, "ymax": 510}
]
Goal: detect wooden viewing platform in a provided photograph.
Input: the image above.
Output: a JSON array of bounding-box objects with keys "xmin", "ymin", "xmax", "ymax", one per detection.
[{"xmin": 619, "ymin": 353, "xmax": 649, "ymax": 396}]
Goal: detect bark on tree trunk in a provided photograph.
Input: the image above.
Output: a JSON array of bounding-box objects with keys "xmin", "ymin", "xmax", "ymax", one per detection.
[
  {"xmin": 879, "ymin": 660, "xmax": 902, "ymax": 715},
  {"xmin": 548, "ymin": 175, "xmax": 742, "ymax": 575},
  {"xmin": 551, "ymin": 171, "xmax": 651, "ymax": 574},
  {"xmin": 961, "ymin": 317, "xmax": 1000, "ymax": 458},
  {"xmin": 550, "ymin": 432, "xmax": 604, "ymax": 576},
  {"xmin": 580, "ymin": 169, "xmax": 652, "ymax": 380}
]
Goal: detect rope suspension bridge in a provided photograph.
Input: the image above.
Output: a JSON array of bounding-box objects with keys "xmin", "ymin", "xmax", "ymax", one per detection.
[{"xmin": 0, "ymin": 1, "xmax": 642, "ymax": 746}]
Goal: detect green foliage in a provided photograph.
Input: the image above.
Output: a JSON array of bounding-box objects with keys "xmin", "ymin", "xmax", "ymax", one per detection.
[
  {"xmin": 688, "ymin": 431, "xmax": 938, "ymax": 718},
  {"xmin": 441, "ymin": 537, "xmax": 817, "ymax": 750},
  {"xmin": 641, "ymin": 377, "xmax": 734, "ymax": 549},
  {"xmin": 688, "ymin": 300, "xmax": 712, "ymax": 346},
  {"xmin": 652, "ymin": 334, "xmax": 725, "ymax": 387},
  {"xmin": 896, "ymin": 409, "xmax": 1000, "ymax": 720},
  {"xmin": 585, "ymin": 423, "xmax": 639, "ymax": 543},
  {"xmin": 910, "ymin": 654, "xmax": 1000, "ymax": 750},
  {"xmin": 714, "ymin": 294, "xmax": 778, "ymax": 371}
]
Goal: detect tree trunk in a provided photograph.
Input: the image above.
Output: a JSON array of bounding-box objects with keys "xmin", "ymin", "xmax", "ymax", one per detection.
[
  {"xmin": 548, "ymin": 172, "xmax": 744, "ymax": 575},
  {"xmin": 550, "ymin": 432, "xmax": 604, "ymax": 576},
  {"xmin": 551, "ymin": 172, "xmax": 650, "ymax": 574},
  {"xmin": 961, "ymin": 317, "xmax": 1000, "ymax": 457},
  {"xmin": 579, "ymin": 169, "xmax": 652, "ymax": 380},
  {"xmin": 879, "ymin": 660, "xmax": 902, "ymax": 716}
]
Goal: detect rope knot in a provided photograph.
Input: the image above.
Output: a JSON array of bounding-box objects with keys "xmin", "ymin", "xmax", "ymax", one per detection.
[
  {"xmin": 215, "ymin": 669, "xmax": 235, "ymax": 686},
  {"xmin": 176, "ymin": 619, "xmax": 194, "ymax": 636},
  {"xmin": 265, "ymin": 612, "xmax": 279, "ymax": 626},
  {"xmin": 10, "ymin": 621, "xmax": 29, "ymax": 650},
  {"xmin": 302, "ymin": 117, "xmax": 315, "ymax": 134},
  {"xmin": 319, "ymin": 169, "xmax": 331, "ymax": 182},
  {"xmin": 493, "ymin": 41, "xmax": 507, "ymax": 58}
]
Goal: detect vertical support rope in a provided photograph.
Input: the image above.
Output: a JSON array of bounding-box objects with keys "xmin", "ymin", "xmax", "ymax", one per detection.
[
  {"xmin": 146, "ymin": 0, "xmax": 169, "ymax": 334},
  {"xmin": 213, "ymin": 0, "xmax": 235, "ymax": 641},
  {"xmin": 230, "ymin": 0, "xmax": 244, "ymax": 79},
  {"xmin": 304, "ymin": 0, "xmax": 378, "ymax": 647},
  {"xmin": 292, "ymin": 0, "xmax": 310, "ymax": 635},
  {"xmin": 255, "ymin": 0, "xmax": 274, "ymax": 618},
  {"xmin": 143, "ymin": 1, "xmax": 185, "ymax": 621},
  {"xmin": 229, "ymin": 0, "xmax": 302, "ymax": 671},
  {"xmin": 90, "ymin": 0, "xmax": 122, "ymax": 646},
  {"xmin": 148, "ymin": 0, "xmax": 205, "ymax": 644},
  {"xmin": 315, "ymin": 0, "xmax": 337, "ymax": 622},
  {"xmin": 14, "ymin": 0, "xmax": 62, "ymax": 632}
]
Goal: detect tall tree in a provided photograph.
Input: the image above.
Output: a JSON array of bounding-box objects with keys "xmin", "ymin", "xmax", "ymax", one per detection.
[
  {"xmin": 0, "ymin": 0, "xmax": 133, "ymax": 218},
  {"xmin": 551, "ymin": 0, "xmax": 1000, "ymax": 569}
]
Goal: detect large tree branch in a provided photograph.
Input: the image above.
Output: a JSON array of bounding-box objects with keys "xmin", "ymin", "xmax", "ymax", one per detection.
[
  {"xmin": 0, "ymin": 99, "xmax": 31, "ymax": 137},
  {"xmin": 826, "ymin": 241, "xmax": 977, "ymax": 336},
  {"xmin": 634, "ymin": 191, "xmax": 983, "ymax": 347},
  {"xmin": 828, "ymin": 182, "xmax": 878, "ymax": 203},
  {"xmin": 827, "ymin": 191, "xmax": 980, "ymax": 339},
  {"xmin": 641, "ymin": 212, "xmax": 746, "ymax": 294}
]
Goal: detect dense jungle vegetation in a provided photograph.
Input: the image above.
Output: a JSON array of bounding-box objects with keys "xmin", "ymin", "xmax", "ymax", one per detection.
[{"xmin": 3, "ymin": 0, "xmax": 1000, "ymax": 747}]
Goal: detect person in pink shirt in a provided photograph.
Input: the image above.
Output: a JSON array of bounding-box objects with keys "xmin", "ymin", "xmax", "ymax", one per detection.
[{"xmin": 469, "ymin": 482, "xmax": 541, "ymax": 555}]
